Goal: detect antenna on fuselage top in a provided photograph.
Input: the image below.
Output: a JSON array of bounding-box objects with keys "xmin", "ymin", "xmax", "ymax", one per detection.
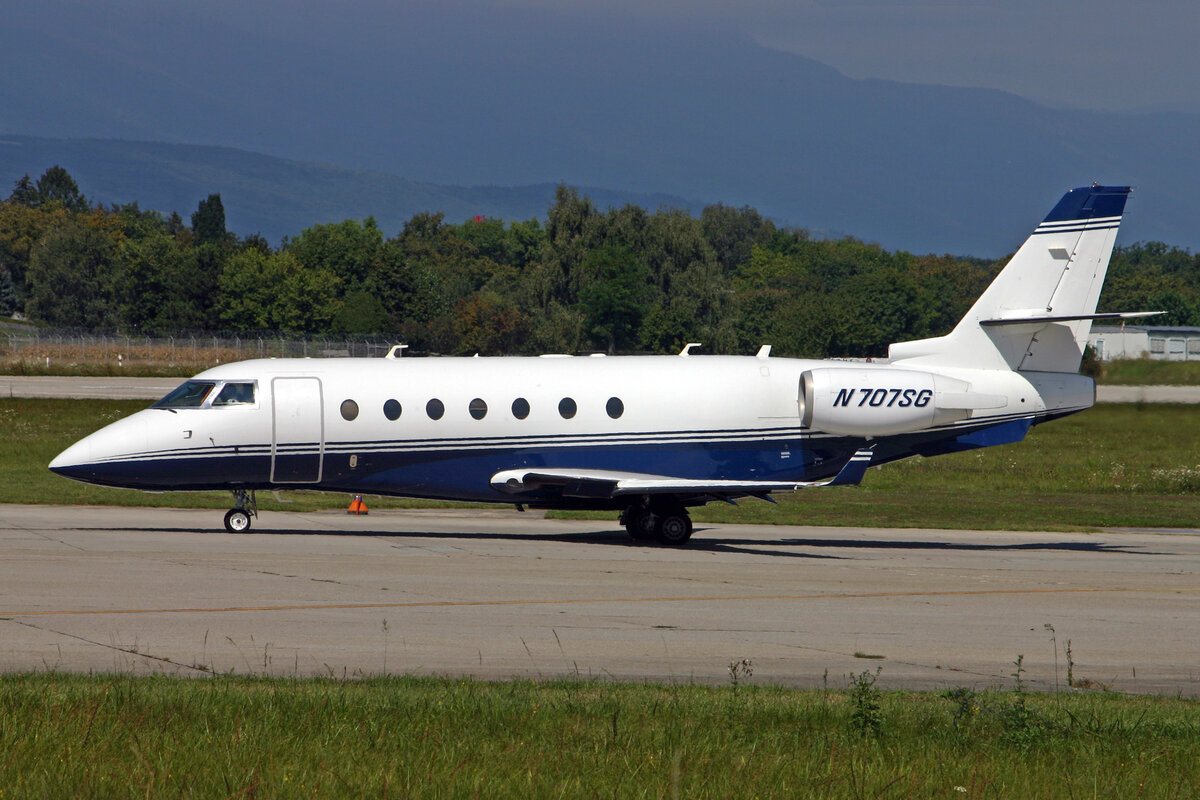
[
  {"xmin": 386, "ymin": 344, "xmax": 409, "ymax": 358},
  {"xmin": 679, "ymin": 343, "xmax": 702, "ymax": 357}
]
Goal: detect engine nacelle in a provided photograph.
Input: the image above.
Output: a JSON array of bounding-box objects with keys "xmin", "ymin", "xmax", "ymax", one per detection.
[{"xmin": 800, "ymin": 367, "xmax": 982, "ymax": 436}]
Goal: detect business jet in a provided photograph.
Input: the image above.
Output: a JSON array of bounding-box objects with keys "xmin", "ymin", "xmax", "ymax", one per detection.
[{"xmin": 50, "ymin": 184, "xmax": 1152, "ymax": 544}]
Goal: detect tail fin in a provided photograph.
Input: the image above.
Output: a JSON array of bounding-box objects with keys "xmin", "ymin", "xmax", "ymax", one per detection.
[{"xmin": 889, "ymin": 184, "xmax": 1133, "ymax": 373}]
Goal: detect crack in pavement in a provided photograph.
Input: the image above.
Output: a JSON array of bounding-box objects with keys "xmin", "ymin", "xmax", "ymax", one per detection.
[{"xmin": 2, "ymin": 617, "xmax": 210, "ymax": 675}]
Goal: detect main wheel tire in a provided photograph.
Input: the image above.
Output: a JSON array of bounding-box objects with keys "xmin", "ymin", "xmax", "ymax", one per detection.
[
  {"xmin": 656, "ymin": 511, "xmax": 693, "ymax": 545},
  {"xmin": 224, "ymin": 508, "xmax": 252, "ymax": 533},
  {"xmin": 623, "ymin": 508, "xmax": 658, "ymax": 541}
]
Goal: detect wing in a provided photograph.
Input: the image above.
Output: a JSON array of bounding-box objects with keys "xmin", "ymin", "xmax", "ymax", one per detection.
[{"xmin": 490, "ymin": 446, "xmax": 875, "ymax": 500}]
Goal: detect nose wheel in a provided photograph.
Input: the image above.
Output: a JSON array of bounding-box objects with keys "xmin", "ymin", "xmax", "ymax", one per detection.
[
  {"xmin": 224, "ymin": 508, "xmax": 252, "ymax": 532},
  {"xmin": 224, "ymin": 489, "xmax": 258, "ymax": 533}
]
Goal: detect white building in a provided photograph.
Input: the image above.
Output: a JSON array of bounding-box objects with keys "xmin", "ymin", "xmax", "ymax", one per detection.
[{"xmin": 1088, "ymin": 325, "xmax": 1200, "ymax": 362}]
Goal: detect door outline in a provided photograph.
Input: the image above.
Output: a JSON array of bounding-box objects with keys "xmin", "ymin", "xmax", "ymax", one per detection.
[{"xmin": 271, "ymin": 377, "xmax": 324, "ymax": 483}]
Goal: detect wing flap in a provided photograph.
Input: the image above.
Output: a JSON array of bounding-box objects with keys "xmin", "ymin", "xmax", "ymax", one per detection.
[{"xmin": 490, "ymin": 446, "xmax": 875, "ymax": 499}]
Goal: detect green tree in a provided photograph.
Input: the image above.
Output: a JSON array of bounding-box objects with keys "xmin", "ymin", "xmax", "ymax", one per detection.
[
  {"xmin": 217, "ymin": 250, "xmax": 340, "ymax": 333},
  {"xmin": 825, "ymin": 267, "xmax": 934, "ymax": 357},
  {"xmin": 503, "ymin": 218, "xmax": 548, "ymax": 271},
  {"xmin": 11, "ymin": 166, "xmax": 90, "ymax": 212},
  {"xmin": 7, "ymin": 175, "xmax": 39, "ymax": 207},
  {"xmin": 36, "ymin": 166, "xmax": 89, "ymax": 212},
  {"xmin": 116, "ymin": 233, "xmax": 206, "ymax": 334},
  {"xmin": 26, "ymin": 220, "xmax": 118, "ymax": 328},
  {"xmin": 191, "ymin": 193, "xmax": 227, "ymax": 247},
  {"xmin": 701, "ymin": 203, "xmax": 775, "ymax": 275},
  {"xmin": 286, "ymin": 218, "xmax": 383, "ymax": 288},
  {"xmin": 0, "ymin": 266, "xmax": 17, "ymax": 316},
  {"xmin": 0, "ymin": 201, "xmax": 71, "ymax": 305},
  {"xmin": 577, "ymin": 245, "xmax": 652, "ymax": 353},
  {"xmin": 730, "ymin": 246, "xmax": 810, "ymax": 354},
  {"xmin": 453, "ymin": 291, "xmax": 532, "ymax": 355},
  {"xmin": 332, "ymin": 289, "xmax": 390, "ymax": 334},
  {"xmin": 536, "ymin": 186, "xmax": 601, "ymax": 306}
]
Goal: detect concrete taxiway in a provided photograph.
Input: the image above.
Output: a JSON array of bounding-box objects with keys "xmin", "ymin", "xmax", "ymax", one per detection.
[{"xmin": 2, "ymin": 504, "xmax": 1197, "ymax": 694}]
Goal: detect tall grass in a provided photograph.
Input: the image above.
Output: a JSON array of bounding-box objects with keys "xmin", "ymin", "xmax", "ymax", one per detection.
[{"xmin": 0, "ymin": 674, "xmax": 1196, "ymax": 798}]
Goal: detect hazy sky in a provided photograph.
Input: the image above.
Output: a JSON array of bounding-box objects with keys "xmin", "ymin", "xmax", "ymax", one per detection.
[
  {"xmin": 468, "ymin": 0, "xmax": 1200, "ymax": 112},
  {"xmin": 37, "ymin": 0, "xmax": 1200, "ymax": 113}
]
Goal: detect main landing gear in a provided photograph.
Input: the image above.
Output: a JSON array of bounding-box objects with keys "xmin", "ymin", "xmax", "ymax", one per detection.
[
  {"xmin": 620, "ymin": 499, "xmax": 694, "ymax": 546},
  {"xmin": 224, "ymin": 489, "xmax": 258, "ymax": 533}
]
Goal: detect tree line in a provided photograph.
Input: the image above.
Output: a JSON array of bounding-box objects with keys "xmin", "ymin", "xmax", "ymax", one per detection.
[{"xmin": 2, "ymin": 166, "xmax": 1197, "ymax": 358}]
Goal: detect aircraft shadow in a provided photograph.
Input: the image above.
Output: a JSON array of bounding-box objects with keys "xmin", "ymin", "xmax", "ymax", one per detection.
[
  {"xmin": 762, "ymin": 537, "xmax": 1162, "ymax": 556},
  {"xmin": 71, "ymin": 525, "xmax": 1163, "ymax": 558}
]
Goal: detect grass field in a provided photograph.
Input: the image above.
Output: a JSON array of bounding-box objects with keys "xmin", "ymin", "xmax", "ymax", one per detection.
[
  {"xmin": 1, "ymin": 673, "xmax": 1197, "ymax": 798},
  {"xmin": 6, "ymin": 398, "xmax": 1199, "ymax": 529},
  {"xmin": 1100, "ymin": 358, "xmax": 1200, "ymax": 385}
]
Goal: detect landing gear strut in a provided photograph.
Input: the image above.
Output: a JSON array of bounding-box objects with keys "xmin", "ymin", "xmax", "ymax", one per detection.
[
  {"xmin": 620, "ymin": 499, "xmax": 693, "ymax": 546},
  {"xmin": 224, "ymin": 489, "xmax": 257, "ymax": 533}
]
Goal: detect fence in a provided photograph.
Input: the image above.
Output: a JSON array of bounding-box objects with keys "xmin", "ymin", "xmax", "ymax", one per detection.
[{"xmin": 1, "ymin": 329, "xmax": 406, "ymax": 370}]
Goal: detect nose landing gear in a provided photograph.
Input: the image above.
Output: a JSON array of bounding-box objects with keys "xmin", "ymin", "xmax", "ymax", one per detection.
[{"xmin": 224, "ymin": 489, "xmax": 258, "ymax": 533}]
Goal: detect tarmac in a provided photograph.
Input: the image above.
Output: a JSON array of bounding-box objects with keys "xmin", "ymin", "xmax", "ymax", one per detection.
[{"xmin": 2, "ymin": 504, "xmax": 1197, "ymax": 694}]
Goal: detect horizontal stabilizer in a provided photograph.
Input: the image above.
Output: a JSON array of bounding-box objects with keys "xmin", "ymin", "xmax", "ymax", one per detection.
[
  {"xmin": 980, "ymin": 311, "xmax": 1164, "ymax": 327},
  {"xmin": 490, "ymin": 447, "xmax": 876, "ymax": 500}
]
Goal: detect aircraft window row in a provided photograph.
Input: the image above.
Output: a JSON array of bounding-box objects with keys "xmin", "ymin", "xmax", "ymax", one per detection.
[{"xmin": 336, "ymin": 396, "xmax": 626, "ymax": 421}]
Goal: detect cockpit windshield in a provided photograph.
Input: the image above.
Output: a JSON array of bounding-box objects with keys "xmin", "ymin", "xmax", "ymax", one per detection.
[
  {"xmin": 154, "ymin": 380, "xmax": 257, "ymax": 409},
  {"xmin": 213, "ymin": 382, "xmax": 256, "ymax": 406},
  {"xmin": 154, "ymin": 381, "xmax": 216, "ymax": 408}
]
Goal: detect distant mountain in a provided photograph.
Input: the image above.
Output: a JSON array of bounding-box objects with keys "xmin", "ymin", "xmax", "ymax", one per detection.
[
  {"xmin": 0, "ymin": 137, "xmax": 701, "ymax": 244},
  {"xmin": 2, "ymin": 0, "xmax": 1198, "ymax": 254}
]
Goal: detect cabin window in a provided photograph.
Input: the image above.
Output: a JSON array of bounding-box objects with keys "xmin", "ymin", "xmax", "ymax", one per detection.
[
  {"xmin": 426, "ymin": 399, "xmax": 445, "ymax": 420},
  {"xmin": 469, "ymin": 398, "xmax": 488, "ymax": 420},
  {"xmin": 154, "ymin": 381, "xmax": 215, "ymax": 409},
  {"xmin": 606, "ymin": 397, "xmax": 624, "ymax": 419},
  {"xmin": 340, "ymin": 399, "xmax": 359, "ymax": 421},
  {"xmin": 558, "ymin": 397, "xmax": 577, "ymax": 419},
  {"xmin": 383, "ymin": 399, "xmax": 402, "ymax": 420},
  {"xmin": 213, "ymin": 382, "xmax": 255, "ymax": 406},
  {"xmin": 512, "ymin": 397, "xmax": 530, "ymax": 419}
]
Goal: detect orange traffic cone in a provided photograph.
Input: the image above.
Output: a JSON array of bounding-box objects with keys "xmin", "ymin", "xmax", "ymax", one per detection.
[{"xmin": 347, "ymin": 495, "xmax": 369, "ymax": 515}]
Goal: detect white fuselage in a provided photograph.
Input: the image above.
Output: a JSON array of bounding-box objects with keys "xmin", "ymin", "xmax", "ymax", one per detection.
[{"xmin": 49, "ymin": 353, "xmax": 1092, "ymax": 505}]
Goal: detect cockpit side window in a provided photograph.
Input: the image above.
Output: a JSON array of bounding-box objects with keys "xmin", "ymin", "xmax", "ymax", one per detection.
[
  {"xmin": 213, "ymin": 382, "xmax": 256, "ymax": 406},
  {"xmin": 154, "ymin": 381, "xmax": 216, "ymax": 408}
]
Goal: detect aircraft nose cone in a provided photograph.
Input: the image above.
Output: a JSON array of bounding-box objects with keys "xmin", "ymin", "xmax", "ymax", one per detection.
[
  {"xmin": 49, "ymin": 438, "xmax": 98, "ymax": 482},
  {"xmin": 48, "ymin": 414, "xmax": 150, "ymax": 487}
]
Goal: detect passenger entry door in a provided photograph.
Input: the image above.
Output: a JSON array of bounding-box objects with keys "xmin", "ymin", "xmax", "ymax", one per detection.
[{"xmin": 271, "ymin": 377, "xmax": 324, "ymax": 483}]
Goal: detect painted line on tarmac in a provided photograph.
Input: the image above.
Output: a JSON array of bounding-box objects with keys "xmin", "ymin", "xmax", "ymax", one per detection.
[{"xmin": 3, "ymin": 585, "xmax": 1199, "ymax": 618}]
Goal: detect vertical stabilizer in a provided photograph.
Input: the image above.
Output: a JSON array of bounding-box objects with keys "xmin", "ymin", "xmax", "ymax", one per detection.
[{"xmin": 889, "ymin": 185, "xmax": 1130, "ymax": 372}]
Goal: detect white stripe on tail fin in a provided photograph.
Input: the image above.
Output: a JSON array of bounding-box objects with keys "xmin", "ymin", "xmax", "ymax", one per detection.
[{"xmin": 889, "ymin": 184, "xmax": 1131, "ymax": 373}]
